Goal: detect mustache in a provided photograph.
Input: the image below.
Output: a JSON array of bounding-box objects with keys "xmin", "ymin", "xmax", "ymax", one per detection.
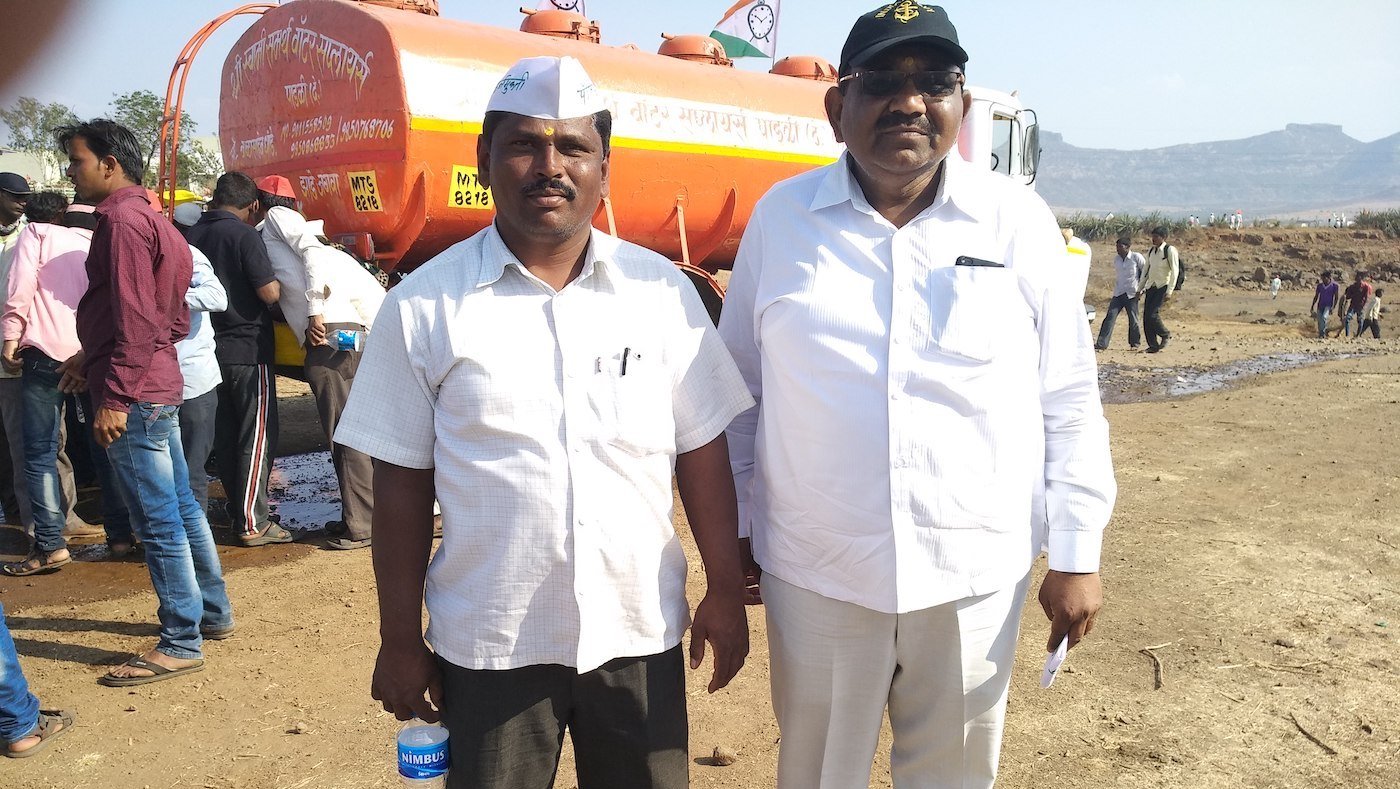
[
  {"xmin": 877, "ymin": 113, "xmax": 931, "ymax": 132},
  {"xmin": 522, "ymin": 177, "xmax": 577, "ymax": 200}
]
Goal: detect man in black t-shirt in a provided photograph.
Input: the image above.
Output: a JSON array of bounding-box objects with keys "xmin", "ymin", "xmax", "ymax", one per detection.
[{"xmin": 186, "ymin": 173, "xmax": 289, "ymax": 546}]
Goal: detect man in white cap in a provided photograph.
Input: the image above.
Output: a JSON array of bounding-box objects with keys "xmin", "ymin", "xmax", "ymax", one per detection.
[{"xmin": 335, "ymin": 55, "xmax": 753, "ymax": 787}]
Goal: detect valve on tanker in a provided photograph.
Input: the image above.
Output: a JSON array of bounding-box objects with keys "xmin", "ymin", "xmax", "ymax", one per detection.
[
  {"xmin": 658, "ymin": 34, "xmax": 733, "ymax": 67},
  {"xmin": 770, "ymin": 56, "xmax": 838, "ymax": 83},
  {"xmin": 519, "ymin": 6, "xmax": 601, "ymax": 42}
]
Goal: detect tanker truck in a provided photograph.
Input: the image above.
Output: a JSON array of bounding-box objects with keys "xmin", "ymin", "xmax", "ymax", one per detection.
[{"xmin": 206, "ymin": 0, "xmax": 1041, "ymax": 363}]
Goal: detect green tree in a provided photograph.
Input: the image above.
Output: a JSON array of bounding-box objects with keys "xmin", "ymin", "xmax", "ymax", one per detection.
[
  {"xmin": 0, "ymin": 96, "xmax": 79, "ymax": 184},
  {"xmin": 108, "ymin": 89, "xmax": 221, "ymax": 192}
]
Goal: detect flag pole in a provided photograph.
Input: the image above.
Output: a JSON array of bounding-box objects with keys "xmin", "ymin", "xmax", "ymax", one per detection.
[{"xmin": 771, "ymin": 0, "xmax": 781, "ymax": 63}]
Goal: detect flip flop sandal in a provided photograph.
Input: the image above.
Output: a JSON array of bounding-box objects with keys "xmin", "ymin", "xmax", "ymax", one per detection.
[
  {"xmin": 4, "ymin": 709, "xmax": 77, "ymax": 759},
  {"xmin": 97, "ymin": 656, "xmax": 205, "ymax": 687},
  {"xmin": 1, "ymin": 551, "xmax": 71, "ymax": 577},
  {"xmin": 239, "ymin": 522, "xmax": 294, "ymax": 547}
]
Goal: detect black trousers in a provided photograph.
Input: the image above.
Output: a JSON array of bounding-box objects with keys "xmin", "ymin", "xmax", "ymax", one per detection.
[
  {"xmin": 213, "ymin": 362, "xmax": 277, "ymax": 536},
  {"xmin": 1142, "ymin": 285, "xmax": 1170, "ymax": 349},
  {"xmin": 1095, "ymin": 293, "xmax": 1142, "ymax": 349},
  {"xmin": 179, "ymin": 388, "xmax": 219, "ymax": 514},
  {"xmin": 438, "ymin": 646, "xmax": 689, "ymax": 789},
  {"xmin": 1359, "ymin": 318, "xmax": 1381, "ymax": 338}
]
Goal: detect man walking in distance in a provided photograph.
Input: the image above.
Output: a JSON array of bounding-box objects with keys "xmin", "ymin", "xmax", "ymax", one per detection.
[
  {"xmin": 335, "ymin": 56, "xmax": 753, "ymax": 788},
  {"xmin": 1310, "ymin": 270, "xmax": 1340, "ymax": 339},
  {"xmin": 1141, "ymin": 226, "xmax": 1180, "ymax": 353},
  {"xmin": 1095, "ymin": 236, "xmax": 1146, "ymax": 351},
  {"xmin": 255, "ymin": 175, "xmax": 385, "ymax": 550},
  {"xmin": 1340, "ymin": 271, "xmax": 1372, "ymax": 339},
  {"xmin": 718, "ymin": 6, "xmax": 1116, "ymax": 788},
  {"xmin": 186, "ymin": 173, "xmax": 288, "ymax": 546},
  {"xmin": 55, "ymin": 119, "xmax": 232, "ymax": 685}
]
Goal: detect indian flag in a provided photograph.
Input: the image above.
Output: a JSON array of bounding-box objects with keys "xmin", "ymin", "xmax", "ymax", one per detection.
[{"xmin": 711, "ymin": 0, "xmax": 780, "ymax": 59}]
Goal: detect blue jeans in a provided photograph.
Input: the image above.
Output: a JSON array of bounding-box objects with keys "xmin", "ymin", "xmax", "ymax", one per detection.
[
  {"xmin": 104, "ymin": 403, "xmax": 233, "ymax": 660},
  {"xmin": 1316, "ymin": 307, "xmax": 1331, "ymax": 338},
  {"xmin": 21, "ymin": 352, "xmax": 131, "ymax": 551},
  {"xmin": 0, "ymin": 601, "xmax": 40, "ymax": 746}
]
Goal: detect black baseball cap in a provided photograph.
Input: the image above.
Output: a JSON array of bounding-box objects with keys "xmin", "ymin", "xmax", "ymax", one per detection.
[
  {"xmin": 839, "ymin": 2, "xmax": 968, "ymax": 76},
  {"xmin": 0, "ymin": 172, "xmax": 32, "ymax": 196}
]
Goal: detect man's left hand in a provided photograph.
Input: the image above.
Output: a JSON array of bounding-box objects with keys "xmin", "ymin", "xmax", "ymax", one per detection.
[
  {"xmin": 92, "ymin": 406, "xmax": 128, "ymax": 449},
  {"xmin": 689, "ymin": 589, "xmax": 748, "ymax": 693},
  {"xmin": 1038, "ymin": 570, "xmax": 1102, "ymax": 652}
]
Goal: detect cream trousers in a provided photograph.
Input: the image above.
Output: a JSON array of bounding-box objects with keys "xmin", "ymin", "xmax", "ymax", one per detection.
[{"xmin": 763, "ymin": 572, "xmax": 1030, "ymax": 789}]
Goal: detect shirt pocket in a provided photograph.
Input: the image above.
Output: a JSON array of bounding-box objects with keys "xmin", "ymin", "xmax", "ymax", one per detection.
[
  {"xmin": 593, "ymin": 347, "xmax": 675, "ymax": 457},
  {"xmin": 926, "ymin": 265, "xmax": 1020, "ymax": 362}
]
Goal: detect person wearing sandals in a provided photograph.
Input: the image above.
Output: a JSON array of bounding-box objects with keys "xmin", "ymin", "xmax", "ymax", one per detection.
[
  {"xmin": 0, "ymin": 196, "xmax": 138, "ymax": 577},
  {"xmin": 185, "ymin": 173, "xmax": 289, "ymax": 547},
  {"xmin": 57, "ymin": 118, "xmax": 234, "ymax": 686},
  {"xmin": 1, "ymin": 602, "xmax": 76, "ymax": 758}
]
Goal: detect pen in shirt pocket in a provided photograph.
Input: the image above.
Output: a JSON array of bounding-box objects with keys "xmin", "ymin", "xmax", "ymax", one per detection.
[
  {"xmin": 954, "ymin": 255, "xmax": 1005, "ymax": 268},
  {"xmin": 594, "ymin": 348, "xmax": 642, "ymax": 376}
]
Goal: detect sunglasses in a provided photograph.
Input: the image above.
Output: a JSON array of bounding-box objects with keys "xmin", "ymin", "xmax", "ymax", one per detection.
[{"xmin": 838, "ymin": 70, "xmax": 964, "ymax": 99}]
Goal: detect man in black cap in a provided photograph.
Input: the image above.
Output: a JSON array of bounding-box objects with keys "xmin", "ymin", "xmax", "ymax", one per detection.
[
  {"xmin": 0, "ymin": 173, "xmax": 35, "ymax": 533},
  {"xmin": 719, "ymin": 3, "xmax": 1116, "ymax": 786}
]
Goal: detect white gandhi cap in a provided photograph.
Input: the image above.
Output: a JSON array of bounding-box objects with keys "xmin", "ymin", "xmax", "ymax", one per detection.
[{"xmin": 485, "ymin": 55, "xmax": 605, "ymax": 120}]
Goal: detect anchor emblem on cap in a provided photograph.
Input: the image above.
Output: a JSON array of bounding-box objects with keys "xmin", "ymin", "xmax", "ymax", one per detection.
[{"xmin": 893, "ymin": 0, "xmax": 922, "ymax": 24}]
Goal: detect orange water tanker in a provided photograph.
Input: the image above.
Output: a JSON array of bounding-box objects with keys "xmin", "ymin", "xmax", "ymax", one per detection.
[{"xmin": 218, "ymin": 0, "xmax": 1040, "ymax": 279}]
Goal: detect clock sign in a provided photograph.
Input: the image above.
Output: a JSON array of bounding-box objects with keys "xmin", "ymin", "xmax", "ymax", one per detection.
[
  {"xmin": 747, "ymin": 1, "xmax": 775, "ymax": 41},
  {"xmin": 550, "ymin": 0, "xmax": 582, "ymax": 11}
]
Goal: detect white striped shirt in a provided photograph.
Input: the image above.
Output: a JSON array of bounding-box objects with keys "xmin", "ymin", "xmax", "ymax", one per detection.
[
  {"xmin": 336, "ymin": 225, "xmax": 753, "ymax": 671},
  {"xmin": 719, "ymin": 153, "xmax": 1116, "ymax": 614}
]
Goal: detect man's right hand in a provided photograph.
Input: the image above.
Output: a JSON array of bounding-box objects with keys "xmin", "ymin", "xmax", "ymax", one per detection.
[
  {"xmin": 306, "ymin": 314, "xmax": 329, "ymax": 347},
  {"xmin": 371, "ymin": 639, "xmax": 444, "ymax": 723},
  {"xmin": 1, "ymin": 340, "xmax": 21, "ymax": 374}
]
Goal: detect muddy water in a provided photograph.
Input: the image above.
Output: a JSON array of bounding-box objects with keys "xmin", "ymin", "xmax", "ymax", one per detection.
[
  {"xmin": 1098, "ymin": 351, "xmax": 1362, "ymax": 404},
  {"xmin": 0, "ymin": 450, "xmax": 340, "ymax": 613}
]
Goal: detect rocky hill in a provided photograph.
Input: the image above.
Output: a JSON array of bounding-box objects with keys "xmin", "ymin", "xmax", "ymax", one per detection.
[{"xmin": 1037, "ymin": 123, "xmax": 1400, "ymax": 216}]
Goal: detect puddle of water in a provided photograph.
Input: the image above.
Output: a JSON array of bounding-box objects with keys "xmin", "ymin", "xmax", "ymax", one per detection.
[
  {"xmin": 1099, "ymin": 352, "xmax": 1361, "ymax": 404},
  {"xmin": 266, "ymin": 450, "xmax": 342, "ymax": 533},
  {"xmin": 0, "ymin": 452, "xmax": 342, "ymax": 613}
]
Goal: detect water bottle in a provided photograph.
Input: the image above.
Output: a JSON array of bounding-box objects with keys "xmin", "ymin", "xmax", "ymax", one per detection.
[
  {"xmin": 397, "ymin": 719, "xmax": 449, "ymax": 787},
  {"xmin": 333, "ymin": 328, "xmax": 365, "ymax": 352}
]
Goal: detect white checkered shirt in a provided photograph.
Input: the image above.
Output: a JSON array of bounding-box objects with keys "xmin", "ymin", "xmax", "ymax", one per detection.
[{"xmin": 336, "ymin": 225, "xmax": 753, "ymax": 672}]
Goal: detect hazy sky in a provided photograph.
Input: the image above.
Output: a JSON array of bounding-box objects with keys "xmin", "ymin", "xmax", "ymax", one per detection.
[{"xmin": 3, "ymin": 0, "xmax": 1398, "ymax": 151}]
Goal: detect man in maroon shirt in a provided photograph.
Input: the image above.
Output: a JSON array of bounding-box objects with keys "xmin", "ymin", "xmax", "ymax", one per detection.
[{"xmin": 55, "ymin": 119, "xmax": 233, "ymax": 686}]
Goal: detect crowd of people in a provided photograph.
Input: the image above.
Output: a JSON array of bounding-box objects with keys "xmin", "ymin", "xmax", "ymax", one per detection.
[
  {"xmin": 0, "ymin": 119, "xmax": 391, "ymax": 754},
  {"xmin": 1314, "ymin": 269, "xmax": 1384, "ymax": 339},
  {"xmin": 1089, "ymin": 228, "xmax": 1384, "ymax": 351},
  {"xmin": 3, "ymin": 4, "xmax": 1121, "ymax": 787}
]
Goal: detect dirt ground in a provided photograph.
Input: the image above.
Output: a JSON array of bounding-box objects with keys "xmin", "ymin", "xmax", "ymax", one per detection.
[{"xmin": 2, "ymin": 228, "xmax": 1398, "ymax": 788}]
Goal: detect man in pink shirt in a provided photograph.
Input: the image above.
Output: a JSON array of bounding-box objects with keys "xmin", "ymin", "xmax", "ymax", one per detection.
[{"xmin": 1, "ymin": 197, "xmax": 133, "ymax": 576}]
